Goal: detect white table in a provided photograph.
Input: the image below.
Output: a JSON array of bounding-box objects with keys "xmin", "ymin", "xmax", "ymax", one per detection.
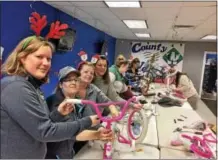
[
  {"xmin": 74, "ymin": 144, "xmax": 160, "ymax": 159},
  {"xmin": 156, "ymin": 105, "xmax": 216, "ymax": 151},
  {"xmin": 160, "ymin": 148, "xmax": 195, "ymax": 159},
  {"xmin": 74, "ymin": 83, "xmax": 217, "ymax": 159}
]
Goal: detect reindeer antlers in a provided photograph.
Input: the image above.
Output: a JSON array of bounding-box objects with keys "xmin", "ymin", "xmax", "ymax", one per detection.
[
  {"xmin": 46, "ymin": 21, "xmax": 69, "ymax": 39},
  {"xmin": 29, "ymin": 12, "xmax": 47, "ymax": 36},
  {"xmin": 29, "ymin": 12, "xmax": 69, "ymax": 40}
]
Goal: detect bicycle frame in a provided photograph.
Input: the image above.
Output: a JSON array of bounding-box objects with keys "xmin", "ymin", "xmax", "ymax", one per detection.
[
  {"xmin": 66, "ymin": 97, "xmax": 138, "ymax": 160},
  {"xmin": 181, "ymin": 133, "xmax": 217, "ymax": 159}
]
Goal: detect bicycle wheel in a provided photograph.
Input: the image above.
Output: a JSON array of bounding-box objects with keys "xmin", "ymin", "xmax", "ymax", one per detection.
[{"xmin": 127, "ymin": 109, "xmax": 149, "ymax": 143}]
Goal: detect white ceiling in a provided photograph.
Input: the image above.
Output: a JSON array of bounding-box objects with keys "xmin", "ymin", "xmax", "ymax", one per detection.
[{"xmin": 43, "ymin": 1, "xmax": 217, "ymax": 42}]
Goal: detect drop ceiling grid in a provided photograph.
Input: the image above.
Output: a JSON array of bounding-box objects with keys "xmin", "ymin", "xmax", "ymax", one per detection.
[
  {"xmin": 78, "ymin": 7, "xmax": 118, "ymax": 20},
  {"xmin": 141, "ymin": 1, "xmax": 184, "ymax": 8},
  {"xmin": 69, "ymin": 1, "xmax": 106, "ymax": 8},
  {"xmin": 42, "ymin": 1, "xmax": 217, "ymax": 41},
  {"xmin": 177, "ymin": 6, "xmax": 216, "ymax": 22}
]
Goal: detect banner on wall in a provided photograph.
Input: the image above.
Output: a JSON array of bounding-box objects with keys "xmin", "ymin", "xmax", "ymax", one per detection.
[{"xmin": 131, "ymin": 42, "xmax": 185, "ymax": 73}]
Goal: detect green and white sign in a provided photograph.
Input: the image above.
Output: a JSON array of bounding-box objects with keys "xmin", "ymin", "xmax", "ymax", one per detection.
[
  {"xmin": 163, "ymin": 48, "xmax": 183, "ymax": 66},
  {"xmin": 131, "ymin": 42, "xmax": 185, "ymax": 71}
]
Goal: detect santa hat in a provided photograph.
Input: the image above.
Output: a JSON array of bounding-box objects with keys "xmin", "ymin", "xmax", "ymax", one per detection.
[
  {"xmin": 78, "ymin": 50, "xmax": 87, "ymax": 57},
  {"xmin": 91, "ymin": 54, "xmax": 100, "ymax": 64}
]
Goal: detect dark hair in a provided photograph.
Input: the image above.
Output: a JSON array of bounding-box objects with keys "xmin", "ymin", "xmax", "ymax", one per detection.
[
  {"xmin": 131, "ymin": 58, "xmax": 140, "ymax": 66},
  {"xmin": 93, "ymin": 55, "xmax": 110, "ymax": 84},
  {"xmin": 129, "ymin": 58, "xmax": 140, "ymax": 71},
  {"xmin": 175, "ymin": 72, "xmax": 188, "ymax": 87}
]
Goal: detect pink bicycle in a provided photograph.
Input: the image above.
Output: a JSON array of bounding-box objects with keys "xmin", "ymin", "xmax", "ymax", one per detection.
[
  {"xmin": 181, "ymin": 133, "xmax": 217, "ymax": 159},
  {"xmin": 66, "ymin": 96, "xmax": 148, "ymax": 160}
]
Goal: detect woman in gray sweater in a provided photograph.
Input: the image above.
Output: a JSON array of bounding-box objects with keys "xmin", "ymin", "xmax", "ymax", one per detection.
[
  {"xmin": 0, "ymin": 36, "xmax": 100, "ymax": 159},
  {"xmin": 92, "ymin": 55, "xmax": 142, "ymax": 109}
]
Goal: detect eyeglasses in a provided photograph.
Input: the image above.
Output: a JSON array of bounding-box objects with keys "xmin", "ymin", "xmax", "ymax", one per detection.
[
  {"xmin": 63, "ymin": 78, "xmax": 80, "ymax": 83},
  {"xmin": 99, "ymin": 55, "xmax": 107, "ymax": 59}
]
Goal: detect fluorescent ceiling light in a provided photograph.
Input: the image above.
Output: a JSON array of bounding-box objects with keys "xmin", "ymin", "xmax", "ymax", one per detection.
[
  {"xmin": 105, "ymin": 1, "xmax": 140, "ymax": 8},
  {"xmin": 123, "ymin": 20, "xmax": 147, "ymax": 29},
  {"xmin": 135, "ymin": 33, "xmax": 150, "ymax": 38},
  {"xmin": 201, "ymin": 35, "xmax": 217, "ymax": 40}
]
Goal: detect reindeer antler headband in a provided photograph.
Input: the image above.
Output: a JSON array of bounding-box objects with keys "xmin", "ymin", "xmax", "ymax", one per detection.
[{"xmin": 21, "ymin": 12, "xmax": 69, "ymax": 50}]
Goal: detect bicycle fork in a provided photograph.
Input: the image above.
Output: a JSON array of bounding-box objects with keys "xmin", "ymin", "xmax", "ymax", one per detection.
[{"xmin": 103, "ymin": 122, "xmax": 113, "ymax": 160}]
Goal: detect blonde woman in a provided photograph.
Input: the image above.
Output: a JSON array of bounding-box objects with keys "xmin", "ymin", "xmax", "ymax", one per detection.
[{"xmin": 1, "ymin": 36, "xmax": 100, "ymax": 158}]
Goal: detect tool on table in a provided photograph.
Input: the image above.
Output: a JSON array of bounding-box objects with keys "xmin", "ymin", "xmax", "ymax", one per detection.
[
  {"xmin": 183, "ymin": 121, "xmax": 207, "ymax": 131},
  {"xmin": 173, "ymin": 127, "xmax": 203, "ymax": 135},
  {"xmin": 180, "ymin": 115, "xmax": 187, "ymax": 119},
  {"xmin": 177, "ymin": 118, "xmax": 184, "ymax": 121}
]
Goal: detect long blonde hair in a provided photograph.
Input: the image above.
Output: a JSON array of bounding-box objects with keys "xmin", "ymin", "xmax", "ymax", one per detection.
[{"xmin": 1, "ymin": 36, "xmax": 54, "ymax": 83}]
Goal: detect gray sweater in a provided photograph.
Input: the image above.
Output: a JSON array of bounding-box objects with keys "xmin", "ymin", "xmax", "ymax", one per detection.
[
  {"xmin": 0, "ymin": 75, "xmax": 92, "ymax": 159},
  {"xmin": 92, "ymin": 76, "xmax": 124, "ymax": 102},
  {"xmin": 92, "ymin": 76, "xmax": 134, "ymax": 107},
  {"xmin": 84, "ymin": 84, "xmax": 112, "ymax": 114}
]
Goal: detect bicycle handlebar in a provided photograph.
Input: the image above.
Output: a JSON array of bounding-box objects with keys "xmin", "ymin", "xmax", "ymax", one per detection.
[{"xmin": 66, "ymin": 96, "xmax": 138, "ymax": 123}]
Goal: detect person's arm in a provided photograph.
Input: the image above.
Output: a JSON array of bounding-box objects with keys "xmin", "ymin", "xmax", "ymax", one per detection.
[
  {"xmin": 76, "ymin": 128, "xmax": 114, "ymax": 141},
  {"xmin": 76, "ymin": 130, "xmax": 99, "ymax": 141},
  {"xmin": 109, "ymin": 72, "xmax": 116, "ymax": 82},
  {"xmin": 107, "ymin": 83, "xmax": 125, "ymax": 102},
  {"xmin": 47, "ymin": 96, "xmax": 71, "ymax": 122},
  {"xmin": 81, "ymin": 104, "xmax": 103, "ymax": 130},
  {"xmin": 93, "ymin": 84, "xmax": 119, "ymax": 116},
  {"xmin": 1, "ymin": 81, "xmax": 93, "ymax": 142}
]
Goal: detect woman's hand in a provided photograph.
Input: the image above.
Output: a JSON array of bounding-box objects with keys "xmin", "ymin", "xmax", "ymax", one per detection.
[
  {"xmin": 97, "ymin": 127, "xmax": 114, "ymax": 141},
  {"xmin": 90, "ymin": 115, "xmax": 101, "ymax": 127},
  {"xmin": 133, "ymin": 103, "xmax": 143, "ymax": 110},
  {"xmin": 57, "ymin": 100, "xmax": 74, "ymax": 116}
]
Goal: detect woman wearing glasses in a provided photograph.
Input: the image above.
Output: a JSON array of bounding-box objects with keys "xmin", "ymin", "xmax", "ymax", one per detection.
[{"xmin": 46, "ymin": 66, "xmax": 114, "ymax": 159}]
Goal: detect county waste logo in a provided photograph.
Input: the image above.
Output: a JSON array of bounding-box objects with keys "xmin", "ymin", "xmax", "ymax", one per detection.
[{"xmin": 163, "ymin": 48, "xmax": 183, "ymax": 67}]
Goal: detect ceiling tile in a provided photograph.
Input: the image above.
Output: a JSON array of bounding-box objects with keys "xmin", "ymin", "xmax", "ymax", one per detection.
[
  {"xmin": 182, "ymin": 2, "xmax": 216, "ymax": 7},
  {"xmin": 180, "ymin": 19, "xmax": 216, "ymax": 40},
  {"xmin": 69, "ymin": 1, "xmax": 106, "ymax": 7},
  {"xmin": 141, "ymin": 1, "xmax": 183, "ymax": 8},
  {"xmin": 145, "ymin": 7, "xmax": 181, "ymax": 21},
  {"xmin": 110, "ymin": 8, "xmax": 147, "ymax": 20},
  {"xmin": 44, "ymin": 1, "xmax": 72, "ymax": 6},
  {"xmin": 79, "ymin": 7, "xmax": 118, "ymax": 20},
  {"xmin": 178, "ymin": 6, "xmax": 216, "ymax": 22},
  {"xmin": 44, "ymin": 1, "xmax": 216, "ymax": 41},
  {"xmin": 63, "ymin": 6, "xmax": 93, "ymax": 19}
]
